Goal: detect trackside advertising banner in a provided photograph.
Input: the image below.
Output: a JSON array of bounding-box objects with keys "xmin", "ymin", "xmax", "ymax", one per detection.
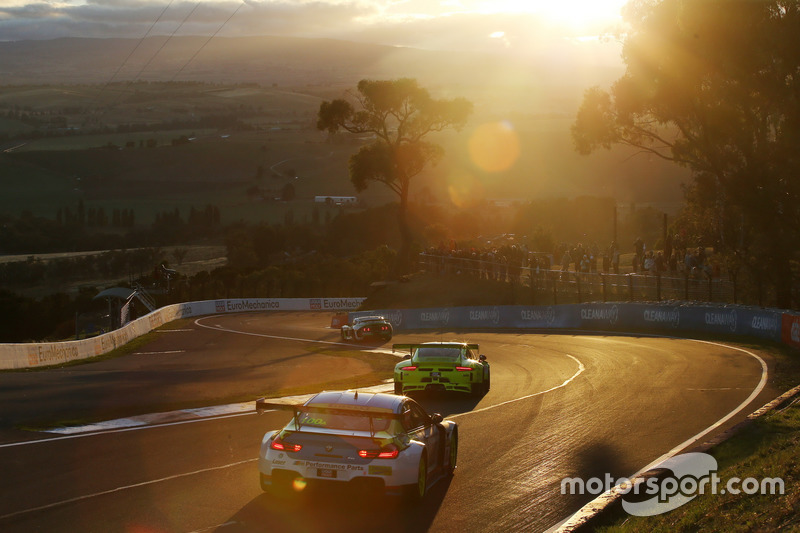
[
  {"xmin": 351, "ymin": 303, "xmax": 785, "ymax": 343},
  {"xmin": 2, "ymin": 299, "xmax": 793, "ymax": 370},
  {"xmin": 782, "ymin": 313, "xmax": 800, "ymax": 349},
  {"xmin": 0, "ymin": 297, "xmax": 365, "ymax": 370}
]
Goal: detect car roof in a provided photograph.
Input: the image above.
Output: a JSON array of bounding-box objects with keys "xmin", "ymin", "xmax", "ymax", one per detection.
[{"xmin": 306, "ymin": 390, "xmax": 405, "ymax": 414}]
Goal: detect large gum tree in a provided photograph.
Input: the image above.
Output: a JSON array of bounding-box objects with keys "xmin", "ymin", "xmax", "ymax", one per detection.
[
  {"xmin": 572, "ymin": 0, "xmax": 800, "ymax": 308},
  {"xmin": 317, "ymin": 78, "xmax": 472, "ymax": 274}
]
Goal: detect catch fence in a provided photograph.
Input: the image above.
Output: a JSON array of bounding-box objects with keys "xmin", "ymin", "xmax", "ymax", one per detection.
[{"xmin": 418, "ymin": 252, "xmax": 737, "ymax": 305}]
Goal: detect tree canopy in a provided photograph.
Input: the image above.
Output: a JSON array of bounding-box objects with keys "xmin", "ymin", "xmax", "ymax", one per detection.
[
  {"xmin": 317, "ymin": 78, "xmax": 472, "ymax": 273},
  {"xmin": 572, "ymin": 0, "xmax": 800, "ymax": 308}
]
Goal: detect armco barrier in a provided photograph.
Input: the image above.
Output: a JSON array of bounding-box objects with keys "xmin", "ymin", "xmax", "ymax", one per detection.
[
  {"xmin": 351, "ymin": 303, "xmax": 796, "ymax": 346},
  {"xmin": 0, "ymin": 297, "xmax": 365, "ymax": 370}
]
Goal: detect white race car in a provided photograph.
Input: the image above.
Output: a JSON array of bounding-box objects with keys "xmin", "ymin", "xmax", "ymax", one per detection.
[
  {"xmin": 340, "ymin": 315, "xmax": 393, "ymax": 342},
  {"xmin": 257, "ymin": 390, "xmax": 457, "ymax": 501}
]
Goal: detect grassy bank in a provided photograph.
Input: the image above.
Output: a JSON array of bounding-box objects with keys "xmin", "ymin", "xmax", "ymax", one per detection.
[{"xmin": 597, "ymin": 401, "xmax": 800, "ymax": 532}]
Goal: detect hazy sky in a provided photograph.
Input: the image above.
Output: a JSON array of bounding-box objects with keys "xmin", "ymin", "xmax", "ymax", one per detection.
[{"xmin": 0, "ymin": 1, "xmax": 628, "ymax": 56}]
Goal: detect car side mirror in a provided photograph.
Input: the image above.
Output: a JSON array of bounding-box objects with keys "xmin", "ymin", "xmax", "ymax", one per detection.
[
  {"xmin": 479, "ymin": 354, "xmax": 487, "ymax": 362},
  {"xmin": 430, "ymin": 413, "xmax": 443, "ymax": 424},
  {"xmin": 402, "ymin": 354, "xmax": 411, "ymax": 360}
]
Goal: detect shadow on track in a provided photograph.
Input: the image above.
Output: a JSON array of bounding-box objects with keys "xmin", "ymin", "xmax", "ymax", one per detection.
[
  {"xmin": 403, "ymin": 391, "xmax": 484, "ymax": 419},
  {"xmin": 216, "ymin": 476, "xmax": 453, "ymax": 533}
]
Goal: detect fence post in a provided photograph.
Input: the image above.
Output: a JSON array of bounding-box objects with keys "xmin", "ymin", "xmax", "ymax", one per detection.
[
  {"xmin": 684, "ymin": 272, "xmax": 689, "ymax": 300},
  {"xmin": 602, "ymin": 273, "xmax": 607, "ymax": 302},
  {"xmin": 628, "ymin": 274, "xmax": 634, "ymax": 301},
  {"xmin": 553, "ymin": 272, "xmax": 558, "ymax": 305},
  {"xmin": 656, "ymin": 272, "xmax": 661, "ymax": 301}
]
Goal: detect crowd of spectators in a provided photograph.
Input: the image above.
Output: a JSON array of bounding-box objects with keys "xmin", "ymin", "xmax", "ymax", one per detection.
[{"xmin": 420, "ymin": 234, "xmax": 719, "ymax": 283}]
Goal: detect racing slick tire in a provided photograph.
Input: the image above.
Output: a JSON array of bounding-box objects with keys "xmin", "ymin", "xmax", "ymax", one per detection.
[
  {"xmin": 394, "ymin": 382, "xmax": 403, "ymax": 395},
  {"xmin": 445, "ymin": 430, "xmax": 458, "ymax": 475},
  {"xmin": 470, "ymin": 382, "xmax": 484, "ymax": 397},
  {"xmin": 484, "ymin": 369, "xmax": 491, "ymax": 394},
  {"xmin": 405, "ymin": 453, "xmax": 427, "ymax": 503}
]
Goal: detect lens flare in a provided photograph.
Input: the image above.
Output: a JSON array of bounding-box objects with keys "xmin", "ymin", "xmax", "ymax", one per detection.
[
  {"xmin": 292, "ymin": 477, "xmax": 307, "ymax": 492},
  {"xmin": 468, "ymin": 120, "xmax": 520, "ymax": 173},
  {"xmin": 447, "ymin": 170, "xmax": 485, "ymax": 209}
]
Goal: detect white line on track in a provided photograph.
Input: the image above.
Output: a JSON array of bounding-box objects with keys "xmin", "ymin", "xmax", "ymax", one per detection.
[
  {"xmin": 546, "ymin": 336, "xmax": 770, "ymax": 533},
  {"xmin": 629, "ymin": 339, "xmax": 768, "ymax": 476},
  {"xmin": 448, "ymin": 353, "xmax": 585, "ymax": 420},
  {"xmin": 195, "ymin": 315, "xmax": 399, "ymax": 356},
  {"xmin": 0, "ymin": 412, "xmax": 257, "ymax": 448},
  {"xmin": 133, "ymin": 350, "xmax": 186, "ymax": 355},
  {"xmin": 0, "ymin": 458, "xmax": 257, "ymax": 522}
]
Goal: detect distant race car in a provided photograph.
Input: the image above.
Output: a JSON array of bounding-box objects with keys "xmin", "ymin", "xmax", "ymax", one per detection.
[
  {"xmin": 393, "ymin": 342, "xmax": 490, "ymax": 396},
  {"xmin": 340, "ymin": 315, "xmax": 393, "ymax": 342},
  {"xmin": 256, "ymin": 390, "xmax": 457, "ymax": 501}
]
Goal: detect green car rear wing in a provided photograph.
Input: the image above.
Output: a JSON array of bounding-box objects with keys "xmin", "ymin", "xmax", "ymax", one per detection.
[{"xmin": 392, "ymin": 343, "xmax": 479, "ymax": 354}]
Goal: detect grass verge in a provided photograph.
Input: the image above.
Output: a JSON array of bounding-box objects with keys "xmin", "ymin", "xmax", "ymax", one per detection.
[{"xmin": 597, "ymin": 400, "xmax": 800, "ymax": 532}]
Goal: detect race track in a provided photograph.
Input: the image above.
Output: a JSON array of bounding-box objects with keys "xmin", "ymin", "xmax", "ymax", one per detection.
[{"xmin": 0, "ymin": 312, "xmax": 781, "ymax": 532}]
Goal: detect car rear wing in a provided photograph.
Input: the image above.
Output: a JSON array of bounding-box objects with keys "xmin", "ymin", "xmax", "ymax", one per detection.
[
  {"xmin": 255, "ymin": 398, "xmax": 401, "ymax": 436},
  {"xmin": 392, "ymin": 343, "xmax": 479, "ymax": 354}
]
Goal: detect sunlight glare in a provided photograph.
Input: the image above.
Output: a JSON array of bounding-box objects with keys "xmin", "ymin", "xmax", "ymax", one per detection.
[
  {"xmin": 468, "ymin": 121, "xmax": 520, "ymax": 173},
  {"xmin": 475, "ymin": 0, "xmax": 626, "ymax": 30}
]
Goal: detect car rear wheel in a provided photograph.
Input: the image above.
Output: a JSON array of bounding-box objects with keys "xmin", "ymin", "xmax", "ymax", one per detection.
[
  {"xmin": 394, "ymin": 382, "xmax": 403, "ymax": 395},
  {"xmin": 470, "ymin": 383, "xmax": 484, "ymax": 396},
  {"xmin": 405, "ymin": 453, "xmax": 427, "ymax": 503}
]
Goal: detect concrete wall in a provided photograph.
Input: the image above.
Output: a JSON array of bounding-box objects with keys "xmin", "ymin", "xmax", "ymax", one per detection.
[{"xmin": 0, "ymin": 297, "xmax": 365, "ymax": 370}]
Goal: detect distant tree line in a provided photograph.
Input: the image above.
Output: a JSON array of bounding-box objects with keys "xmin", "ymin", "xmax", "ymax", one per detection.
[{"xmin": 0, "ymin": 203, "xmax": 222, "ymax": 255}]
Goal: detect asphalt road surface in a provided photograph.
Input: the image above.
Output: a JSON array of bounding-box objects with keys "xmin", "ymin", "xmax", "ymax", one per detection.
[{"xmin": 0, "ymin": 312, "xmax": 781, "ymax": 532}]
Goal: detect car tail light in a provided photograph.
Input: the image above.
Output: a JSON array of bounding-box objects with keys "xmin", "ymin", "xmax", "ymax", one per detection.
[
  {"xmin": 362, "ymin": 327, "xmax": 371, "ymax": 332},
  {"xmin": 358, "ymin": 445, "xmax": 399, "ymax": 459},
  {"xmin": 271, "ymin": 436, "xmax": 302, "ymax": 452},
  {"xmin": 455, "ymin": 366, "xmax": 473, "ymax": 371},
  {"xmin": 401, "ymin": 366, "xmax": 417, "ymax": 371}
]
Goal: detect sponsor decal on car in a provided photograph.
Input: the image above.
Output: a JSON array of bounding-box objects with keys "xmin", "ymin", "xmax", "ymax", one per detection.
[{"xmin": 368, "ymin": 465, "xmax": 393, "ymax": 476}]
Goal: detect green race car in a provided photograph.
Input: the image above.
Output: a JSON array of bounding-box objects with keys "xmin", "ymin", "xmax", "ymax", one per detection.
[{"xmin": 393, "ymin": 342, "xmax": 490, "ymax": 396}]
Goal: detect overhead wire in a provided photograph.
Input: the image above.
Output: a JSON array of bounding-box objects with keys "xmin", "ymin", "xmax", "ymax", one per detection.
[
  {"xmin": 94, "ymin": 0, "xmax": 175, "ymax": 103},
  {"xmin": 128, "ymin": 2, "xmax": 202, "ymax": 84},
  {"xmin": 170, "ymin": 1, "xmax": 246, "ymax": 82}
]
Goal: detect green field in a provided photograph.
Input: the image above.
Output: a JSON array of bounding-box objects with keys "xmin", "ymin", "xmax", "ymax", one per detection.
[{"xmin": 0, "ymin": 81, "xmax": 689, "ymax": 231}]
